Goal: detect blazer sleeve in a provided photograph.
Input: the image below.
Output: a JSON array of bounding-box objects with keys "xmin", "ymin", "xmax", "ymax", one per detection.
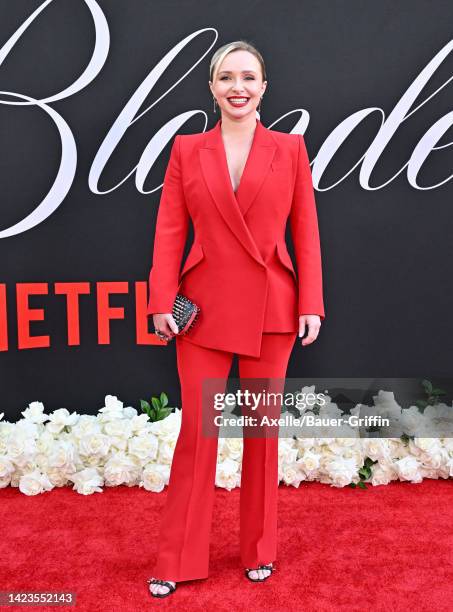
[
  {"xmin": 147, "ymin": 135, "xmax": 189, "ymax": 315},
  {"xmin": 289, "ymin": 134, "xmax": 326, "ymax": 320}
]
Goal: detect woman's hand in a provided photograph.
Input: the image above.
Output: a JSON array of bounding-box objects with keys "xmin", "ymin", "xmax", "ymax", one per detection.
[
  {"xmin": 299, "ymin": 314, "xmax": 321, "ymax": 346},
  {"xmin": 153, "ymin": 313, "xmax": 179, "ymax": 342}
]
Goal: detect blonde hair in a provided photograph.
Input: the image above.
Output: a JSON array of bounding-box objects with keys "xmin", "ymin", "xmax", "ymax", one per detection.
[{"xmin": 209, "ymin": 40, "xmax": 267, "ymax": 83}]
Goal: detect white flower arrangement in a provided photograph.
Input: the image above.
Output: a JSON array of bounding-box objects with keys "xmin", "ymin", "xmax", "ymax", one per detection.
[{"xmin": 0, "ymin": 389, "xmax": 452, "ymax": 496}]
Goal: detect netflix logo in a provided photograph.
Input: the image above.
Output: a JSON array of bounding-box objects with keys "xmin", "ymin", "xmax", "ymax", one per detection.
[{"xmin": 0, "ymin": 282, "xmax": 163, "ymax": 351}]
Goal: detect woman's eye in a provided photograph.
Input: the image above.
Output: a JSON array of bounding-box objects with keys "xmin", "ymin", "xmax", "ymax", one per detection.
[{"xmin": 219, "ymin": 76, "xmax": 255, "ymax": 80}]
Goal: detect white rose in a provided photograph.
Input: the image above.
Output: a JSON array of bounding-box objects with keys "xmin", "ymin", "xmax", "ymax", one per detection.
[
  {"xmin": 0, "ymin": 456, "xmax": 14, "ymax": 479},
  {"xmin": 297, "ymin": 450, "xmax": 321, "ymax": 474},
  {"xmin": 85, "ymin": 455, "xmax": 103, "ymax": 467},
  {"xmin": 15, "ymin": 419, "xmax": 40, "ymax": 438},
  {"xmin": 373, "ymin": 391, "xmax": 403, "ymax": 417},
  {"xmin": 149, "ymin": 411, "xmax": 181, "ymax": 441},
  {"xmin": 70, "ymin": 415, "xmax": 101, "ymax": 440},
  {"xmin": 318, "ymin": 402, "xmax": 343, "ymax": 419},
  {"xmin": 328, "ymin": 438, "xmax": 358, "ymax": 452},
  {"xmin": 408, "ymin": 439, "xmax": 445, "ymax": 469},
  {"xmin": 370, "ymin": 463, "xmax": 396, "ymax": 486},
  {"xmin": 425, "ymin": 403, "xmax": 451, "ymax": 417},
  {"xmin": 394, "ymin": 456, "xmax": 422, "ymax": 482},
  {"xmin": 362, "ymin": 439, "xmax": 392, "ymax": 462},
  {"xmin": 318, "ymin": 448, "xmax": 336, "ymax": 471},
  {"xmin": 216, "ymin": 458, "xmax": 240, "ymax": 490},
  {"xmin": 19, "ymin": 470, "xmax": 53, "ymax": 495},
  {"xmin": 46, "ymin": 468, "xmax": 71, "ymax": 487},
  {"xmin": 281, "ymin": 463, "xmax": 304, "ymax": 487},
  {"xmin": 446, "ymin": 457, "xmax": 453, "ymax": 477},
  {"xmin": 71, "ymin": 467, "xmax": 104, "ymax": 494},
  {"xmin": 278, "ymin": 438, "xmax": 296, "ymax": 461},
  {"xmin": 441, "ymin": 438, "xmax": 453, "ymax": 454},
  {"xmin": 341, "ymin": 447, "xmax": 364, "ymax": 466},
  {"xmin": 36, "ymin": 430, "xmax": 56, "ymax": 455},
  {"xmin": 421, "ymin": 450, "xmax": 445, "ymax": 470},
  {"xmin": 6, "ymin": 433, "xmax": 37, "ymax": 466},
  {"xmin": 324, "ymin": 457, "xmax": 357, "ymax": 487},
  {"xmin": 424, "ymin": 404, "xmax": 453, "ymax": 437},
  {"xmin": 387, "ymin": 438, "xmax": 407, "ymax": 458},
  {"xmin": 21, "ymin": 401, "xmax": 49, "ymax": 424},
  {"xmin": 437, "ymin": 464, "xmax": 450, "ymax": 478},
  {"xmin": 78, "ymin": 433, "xmax": 111, "ymax": 458},
  {"xmin": 0, "ymin": 422, "xmax": 15, "ymax": 453},
  {"xmin": 279, "ymin": 437, "xmax": 296, "ymax": 453},
  {"xmin": 413, "ymin": 438, "xmax": 442, "ymax": 454},
  {"xmin": 419, "ymin": 467, "xmax": 440, "ymax": 479},
  {"xmin": 103, "ymin": 452, "xmax": 141, "ymax": 486},
  {"xmin": 128, "ymin": 434, "xmax": 159, "ymax": 462},
  {"xmin": 220, "ymin": 438, "xmax": 243, "ymax": 461},
  {"xmin": 350, "ymin": 404, "xmax": 362, "ymax": 417},
  {"xmin": 400, "ymin": 407, "xmax": 426, "ymax": 437},
  {"xmin": 158, "ymin": 439, "xmax": 177, "ymax": 465},
  {"xmin": 98, "ymin": 395, "xmax": 125, "ymax": 423},
  {"xmin": 46, "ymin": 408, "xmax": 79, "ymax": 434},
  {"xmin": 0, "ymin": 475, "xmax": 12, "ymax": 488},
  {"xmin": 47, "ymin": 440, "xmax": 78, "ymax": 472},
  {"xmin": 141, "ymin": 464, "xmax": 169, "ymax": 492},
  {"xmin": 280, "ymin": 447, "xmax": 298, "ymax": 466},
  {"xmin": 103, "ymin": 419, "xmax": 132, "ymax": 439},
  {"xmin": 123, "ymin": 406, "xmax": 138, "ymax": 419},
  {"xmin": 129, "ymin": 414, "xmax": 152, "ymax": 435}
]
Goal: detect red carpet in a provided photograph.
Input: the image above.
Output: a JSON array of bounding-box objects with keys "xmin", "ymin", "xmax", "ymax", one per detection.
[{"xmin": 1, "ymin": 479, "xmax": 452, "ymax": 611}]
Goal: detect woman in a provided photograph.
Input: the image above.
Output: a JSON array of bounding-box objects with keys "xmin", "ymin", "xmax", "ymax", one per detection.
[{"xmin": 146, "ymin": 40, "xmax": 325, "ymax": 598}]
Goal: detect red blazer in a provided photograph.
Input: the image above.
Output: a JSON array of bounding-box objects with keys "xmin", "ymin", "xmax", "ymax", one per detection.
[{"xmin": 147, "ymin": 117, "xmax": 325, "ymax": 357}]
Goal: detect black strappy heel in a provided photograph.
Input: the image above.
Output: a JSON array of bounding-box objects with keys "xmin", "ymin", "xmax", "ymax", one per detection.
[
  {"xmin": 147, "ymin": 577, "xmax": 177, "ymax": 598},
  {"xmin": 244, "ymin": 563, "xmax": 275, "ymax": 582}
]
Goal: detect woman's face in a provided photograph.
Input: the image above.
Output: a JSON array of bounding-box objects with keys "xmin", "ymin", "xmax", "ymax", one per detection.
[{"xmin": 209, "ymin": 50, "xmax": 267, "ymax": 121}]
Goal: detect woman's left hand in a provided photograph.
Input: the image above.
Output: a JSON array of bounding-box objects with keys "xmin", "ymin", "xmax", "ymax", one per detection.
[{"xmin": 298, "ymin": 314, "xmax": 321, "ymax": 346}]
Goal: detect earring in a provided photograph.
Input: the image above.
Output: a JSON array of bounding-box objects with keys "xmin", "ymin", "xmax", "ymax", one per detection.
[{"xmin": 213, "ymin": 97, "xmax": 217, "ymax": 113}]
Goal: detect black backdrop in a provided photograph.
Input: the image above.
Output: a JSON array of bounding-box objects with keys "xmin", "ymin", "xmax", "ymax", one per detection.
[{"xmin": 1, "ymin": 0, "xmax": 452, "ymax": 420}]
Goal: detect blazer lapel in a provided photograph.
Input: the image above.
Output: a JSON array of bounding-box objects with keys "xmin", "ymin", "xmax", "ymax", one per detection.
[{"xmin": 199, "ymin": 118, "xmax": 277, "ymax": 266}]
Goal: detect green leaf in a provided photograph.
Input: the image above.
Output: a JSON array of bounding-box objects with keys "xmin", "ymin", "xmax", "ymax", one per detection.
[
  {"xmin": 140, "ymin": 399, "xmax": 151, "ymax": 411},
  {"xmin": 421, "ymin": 379, "xmax": 432, "ymax": 394},
  {"xmin": 160, "ymin": 407, "xmax": 173, "ymax": 419},
  {"xmin": 358, "ymin": 467, "xmax": 371, "ymax": 480},
  {"xmin": 364, "ymin": 457, "xmax": 377, "ymax": 467},
  {"xmin": 151, "ymin": 397, "xmax": 161, "ymax": 411},
  {"xmin": 357, "ymin": 481, "xmax": 367, "ymax": 489},
  {"xmin": 160, "ymin": 392, "xmax": 169, "ymax": 408}
]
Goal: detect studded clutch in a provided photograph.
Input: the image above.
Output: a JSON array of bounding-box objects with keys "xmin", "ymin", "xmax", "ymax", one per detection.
[{"xmin": 172, "ymin": 293, "xmax": 200, "ymax": 336}]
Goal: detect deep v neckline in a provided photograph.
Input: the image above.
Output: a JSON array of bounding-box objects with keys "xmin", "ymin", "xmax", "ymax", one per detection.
[{"xmin": 219, "ymin": 118, "xmax": 259, "ymax": 198}]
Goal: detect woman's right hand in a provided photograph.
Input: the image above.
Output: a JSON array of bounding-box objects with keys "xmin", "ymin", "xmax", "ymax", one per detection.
[{"xmin": 153, "ymin": 313, "xmax": 179, "ymax": 342}]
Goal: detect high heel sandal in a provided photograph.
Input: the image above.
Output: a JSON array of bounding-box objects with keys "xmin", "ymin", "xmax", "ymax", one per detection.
[
  {"xmin": 147, "ymin": 577, "xmax": 177, "ymax": 598},
  {"xmin": 244, "ymin": 563, "xmax": 275, "ymax": 582}
]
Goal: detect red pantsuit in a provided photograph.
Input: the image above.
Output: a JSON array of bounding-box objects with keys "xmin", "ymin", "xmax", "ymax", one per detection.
[
  {"xmin": 147, "ymin": 117, "xmax": 325, "ymax": 581},
  {"xmin": 147, "ymin": 117, "xmax": 325, "ymax": 356},
  {"xmin": 153, "ymin": 331, "xmax": 297, "ymax": 582}
]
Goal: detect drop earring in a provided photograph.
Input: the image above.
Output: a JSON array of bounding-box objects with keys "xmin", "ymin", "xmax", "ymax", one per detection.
[{"xmin": 213, "ymin": 97, "xmax": 217, "ymax": 113}]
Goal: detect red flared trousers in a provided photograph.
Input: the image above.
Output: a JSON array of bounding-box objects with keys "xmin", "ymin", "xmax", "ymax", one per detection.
[{"xmin": 152, "ymin": 331, "xmax": 297, "ymax": 582}]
